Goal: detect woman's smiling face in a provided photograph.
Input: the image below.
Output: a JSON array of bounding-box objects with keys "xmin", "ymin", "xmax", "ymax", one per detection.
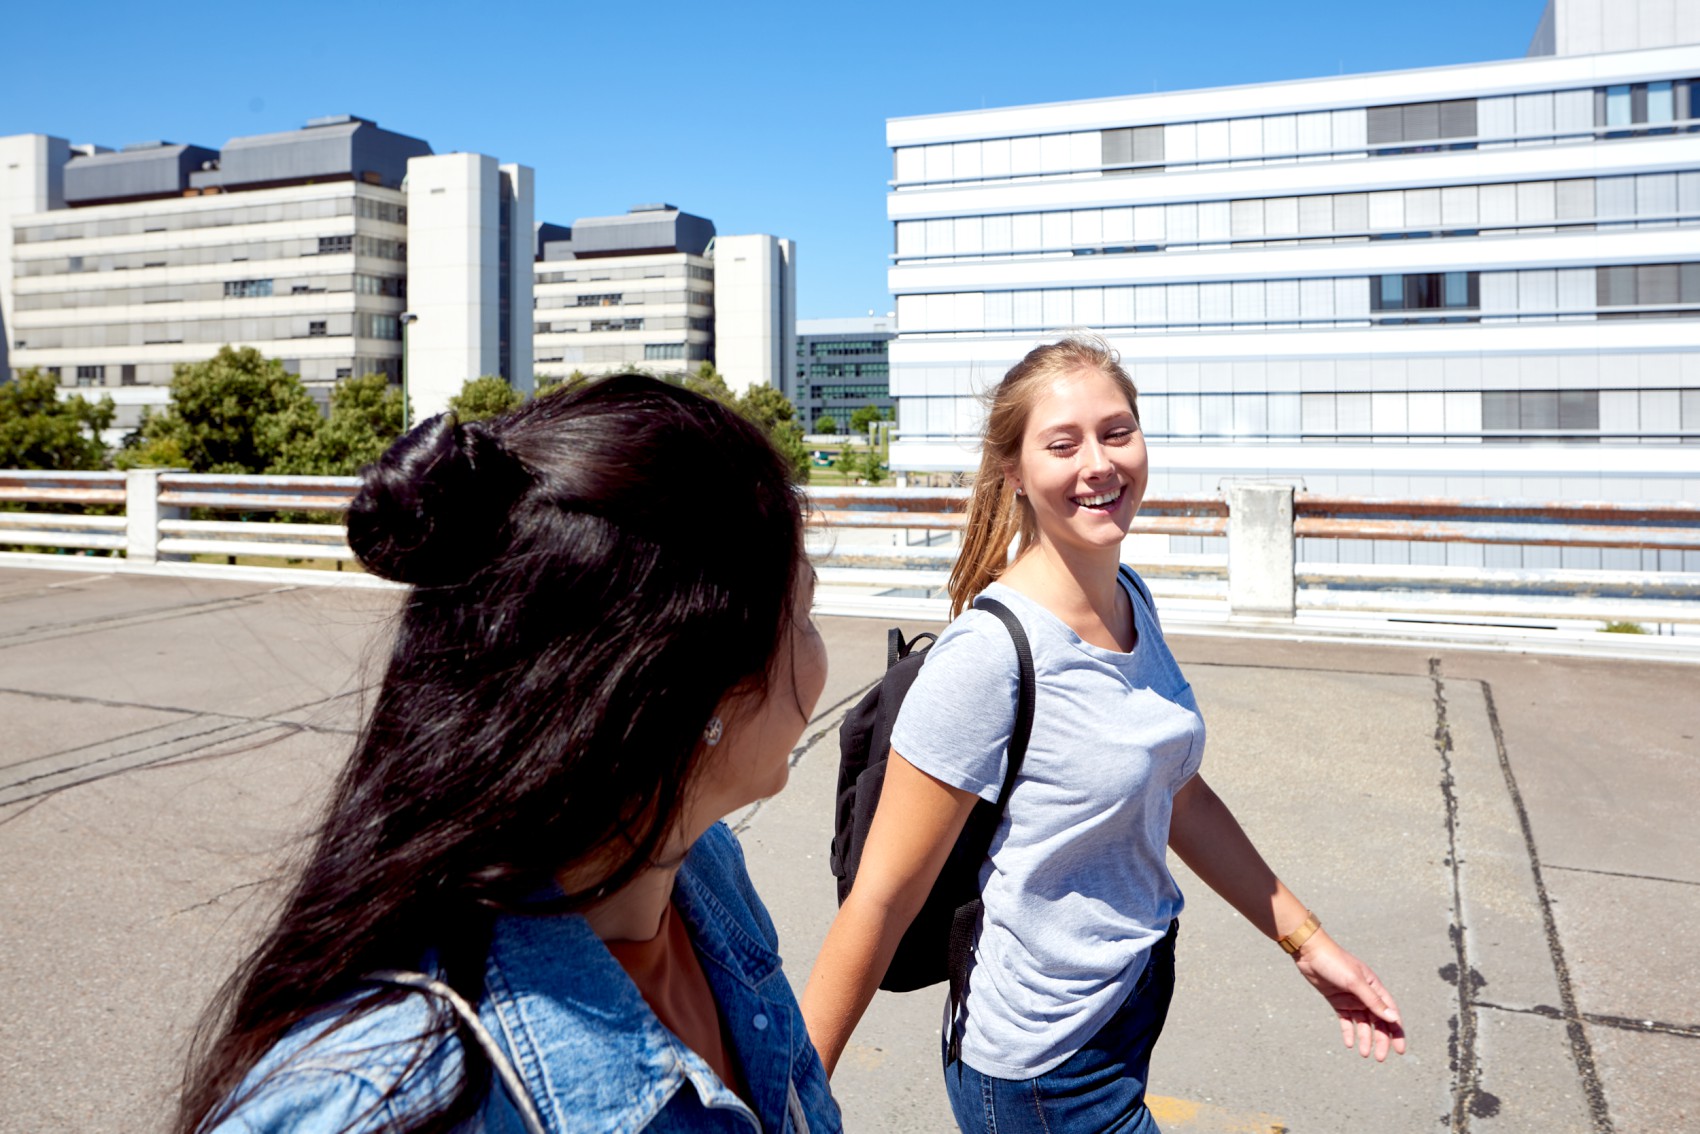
[{"xmin": 1007, "ymin": 366, "xmax": 1148, "ymax": 556}]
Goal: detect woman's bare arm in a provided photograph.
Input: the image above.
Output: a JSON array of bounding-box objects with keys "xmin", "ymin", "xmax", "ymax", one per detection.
[
  {"xmin": 1168, "ymin": 773, "xmax": 1407, "ymax": 1061},
  {"xmin": 801, "ymin": 751, "xmax": 979, "ymax": 1076}
]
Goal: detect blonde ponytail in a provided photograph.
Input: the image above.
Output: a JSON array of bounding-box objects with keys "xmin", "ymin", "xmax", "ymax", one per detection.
[
  {"xmin": 945, "ymin": 334, "xmax": 1138, "ymax": 618},
  {"xmin": 947, "ymin": 457, "xmax": 1033, "ymax": 617}
]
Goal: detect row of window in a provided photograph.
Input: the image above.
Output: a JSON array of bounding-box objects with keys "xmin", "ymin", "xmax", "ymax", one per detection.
[
  {"xmin": 894, "ymin": 388, "xmax": 1700, "ymax": 441},
  {"xmin": 536, "ymin": 288, "xmax": 709, "ymax": 311},
  {"xmin": 16, "ymin": 233, "xmax": 404, "ymax": 277},
  {"xmin": 895, "ymin": 264, "xmax": 1700, "ymax": 334},
  {"xmin": 891, "ymin": 79, "xmax": 1696, "ymax": 186},
  {"xmin": 807, "ymin": 383, "xmax": 891, "ymax": 401},
  {"xmin": 535, "ymin": 263, "xmax": 714, "ymax": 285},
  {"xmin": 893, "ymin": 173, "xmax": 1700, "ymax": 261},
  {"xmin": 44, "ymin": 356, "xmax": 400, "ymax": 388},
  {"xmin": 12, "ymin": 273, "xmax": 405, "ymax": 311},
  {"xmin": 14, "ymin": 313, "xmax": 403, "ymax": 350},
  {"xmin": 534, "ymin": 315, "xmax": 708, "ymax": 336},
  {"xmin": 798, "ymin": 338, "xmax": 891, "ymax": 358},
  {"xmin": 799, "ymin": 363, "xmax": 890, "ymax": 380},
  {"xmin": 15, "ymin": 192, "xmax": 405, "ymax": 245}
]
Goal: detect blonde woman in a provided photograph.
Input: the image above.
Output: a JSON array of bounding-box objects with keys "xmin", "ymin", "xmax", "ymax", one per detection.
[{"xmin": 802, "ymin": 337, "xmax": 1403, "ymax": 1133}]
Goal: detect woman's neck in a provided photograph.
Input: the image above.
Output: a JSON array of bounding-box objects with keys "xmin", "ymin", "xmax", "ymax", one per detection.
[
  {"xmin": 582, "ymin": 863, "xmax": 680, "ymax": 943},
  {"xmin": 1000, "ymin": 540, "xmax": 1129, "ymax": 648}
]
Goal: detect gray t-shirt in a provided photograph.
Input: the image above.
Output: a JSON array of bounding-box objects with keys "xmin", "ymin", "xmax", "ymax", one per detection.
[{"xmin": 889, "ymin": 571, "xmax": 1205, "ymax": 1079}]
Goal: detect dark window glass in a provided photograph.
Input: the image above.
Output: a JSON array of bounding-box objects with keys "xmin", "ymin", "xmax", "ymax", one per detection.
[
  {"xmin": 1482, "ymin": 391, "xmax": 1520, "ymax": 430},
  {"xmin": 1558, "ymin": 390, "xmax": 1599, "ymax": 430}
]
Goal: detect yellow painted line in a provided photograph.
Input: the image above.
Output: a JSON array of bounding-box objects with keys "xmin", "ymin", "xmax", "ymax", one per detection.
[{"xmin": 1146, "ymin": 1094, "xmax": 1286, "ymax": 1133}]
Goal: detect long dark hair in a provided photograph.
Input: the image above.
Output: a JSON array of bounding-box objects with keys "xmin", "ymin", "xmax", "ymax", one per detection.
[{"xmin": 177, "ymin": 374, "xmax": 805, "ymax": 1133}]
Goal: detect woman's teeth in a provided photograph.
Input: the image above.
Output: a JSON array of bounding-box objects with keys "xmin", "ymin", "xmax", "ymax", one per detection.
[{"xmin": 1075, "ymin": 488, "xmax": 1122, "ymax": 508}]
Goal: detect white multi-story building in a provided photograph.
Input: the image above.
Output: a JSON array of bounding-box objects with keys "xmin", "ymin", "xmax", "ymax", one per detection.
[
  {"xmin": 885, "ymin": 0, "xmax": 1700, "ymax": 570},
  {"xmin": 532, "ymin": 207, "xmax": 795, "ymax": 394},
  {"xmin": 532, "ymin": 205, "xmax": 717, "ymax": 381},
  {"xmin": 404, "ymin": 153, "xmax": 534, "ymax": 418},
  {"xmin": 712, "ymin": 233, "xmax": 796, "ymax": 396},
  {"xmin": 0, "ymin": 115, "xmax": 531, "ymax": 429}
]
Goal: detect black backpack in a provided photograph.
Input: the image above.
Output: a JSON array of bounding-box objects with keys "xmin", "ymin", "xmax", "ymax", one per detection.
[{"xmin": 827, "ymin": 596, "xmax": 1036, "ymax": 1060}]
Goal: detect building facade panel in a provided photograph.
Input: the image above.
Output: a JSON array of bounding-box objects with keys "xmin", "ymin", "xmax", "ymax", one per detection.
[{"xmin": 885, "ymin": 8, "xmax": 1700, "ymax": 508}]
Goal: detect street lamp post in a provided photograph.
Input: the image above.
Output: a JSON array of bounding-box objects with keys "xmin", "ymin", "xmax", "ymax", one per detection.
[{"xmin": 399, "ymin": 311, "xmax": 419, "ymax": 431}]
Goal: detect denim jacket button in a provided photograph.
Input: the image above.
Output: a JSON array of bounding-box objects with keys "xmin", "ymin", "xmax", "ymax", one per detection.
[{"xmin": 752, "ymin": 1013, "xmax": 769, "ymax": 1031}]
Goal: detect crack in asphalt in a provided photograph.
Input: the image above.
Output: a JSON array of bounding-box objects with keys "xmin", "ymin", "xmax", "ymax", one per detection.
[{"xmin": 1478, "ymin": 677, "xmax": 1615, "ymax": 1133}]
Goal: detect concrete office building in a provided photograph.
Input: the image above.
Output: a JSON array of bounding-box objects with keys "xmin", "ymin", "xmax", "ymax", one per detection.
[
  {"xmin": 405, "ymin": 154, "xmax": 534, "ymax": 417},
  {"xmin": 532, "ymin": 205, "xmax": 717, "ymax": 381},
  {"xmin": 532, "ymin": 209, "xmax": 796, "ymax": 394},
  {"xmin": 713, "ymin": 233, "xmax": 795, "ymax": 396},
  {"xmin": 1, "ymin": 115, "xmax": 531, "ymax": 428},
  {"xmin": 884, "ymin": 0, "xmax": 1700, "ymax": 570},
  {"xmin": 795, "ymin": 314, "xmax": 895, "ymax": 430}
]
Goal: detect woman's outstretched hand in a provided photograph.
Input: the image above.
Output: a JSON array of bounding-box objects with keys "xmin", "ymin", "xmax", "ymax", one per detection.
[{"xmin": 1291, "ymin": 930, "xmax": 1407, "ymax": 1061}]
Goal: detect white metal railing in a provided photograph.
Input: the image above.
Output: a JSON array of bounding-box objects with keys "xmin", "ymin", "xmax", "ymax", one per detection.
[{"xmin": 2, "ymin": 471, "xmax": 1697, "ymax": 628}]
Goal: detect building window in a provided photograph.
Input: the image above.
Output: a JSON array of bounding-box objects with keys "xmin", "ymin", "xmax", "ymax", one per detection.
[
  {"xmin": 589, "ymin": 318, "xmax": 643, "ymax": 332},
  {"xmin": 1482, "ymin": 390, "xmax": 1599, "ymax": 437},
  {"xmin": 1596, "ymin": 262, "xmax": 1700, "ymax": 316},
  {"xmin": 1101, "ymin": 126, "xmax": 1164, "ymax": 174},
  {"xmin": 318, "ymin": 235, "xmax": 353, "ymax": 255},
  {"xmin": 576, "ymin": 293, "xmax": 622, "ymax": 307},
  {"xmin": 120, "ymin": 365, "xmax": 137, "ymax": 386},
  {"xmin": 1371, "ymin": 271, "xmax": 1479, "ymax": 321},
  {"xmin": 224, "ymin": 278, "xmax": 274, "ymax": 298},
  {"xmin": 354, "ymin": 274, "xmax": 404, "ymax": 297},
  {"xmin": 75, "ymin": 365, "xmax": 104, "ymax": 386},
  {"xmin": 644, "ymin": 343, "xmax": 685, "ymax": 361},
  {"xmin": 1367, "ymin": 100, "xmax": 1477, "ymax": 154},
  {"xmin": 1599, "ymin": 80, "xmax": 1692, "ymax": 135},
  {"xmin": 308, "ymin": 320, "xmax": 327, "ymax": 337},
  {"xmin": 358, "ymin": 313, "xmax": 400, "ymax": 341},
  {"xmin": 336, "ymin": 367, "xmax": 353, "ymax": 379}
]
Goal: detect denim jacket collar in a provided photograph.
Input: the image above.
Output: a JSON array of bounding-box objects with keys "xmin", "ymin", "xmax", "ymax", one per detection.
[{"xmin": 482, "ymin": 840, "xmax": 798, "ymax": 1133}]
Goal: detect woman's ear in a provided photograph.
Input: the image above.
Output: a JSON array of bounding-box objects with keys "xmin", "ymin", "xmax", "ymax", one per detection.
[{"xmin": 1002, "ymin": 461, "xmax": 1022, "ymax": 497}]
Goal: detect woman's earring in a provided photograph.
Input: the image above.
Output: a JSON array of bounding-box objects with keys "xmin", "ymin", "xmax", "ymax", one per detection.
[
  {"xmin": 1014, "ymin": 486, "xmax": 1025, "ymax": 496},
  {"xmin": 703, "ymin": 717, "xmax": 724, "ymax": 747}
]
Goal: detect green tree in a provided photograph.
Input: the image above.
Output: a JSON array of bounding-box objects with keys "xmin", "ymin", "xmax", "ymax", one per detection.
[
  {"xmin": 736, "ymin": 383, "xmax": 810, "ymax": 484},
  {"xmin": 682, "ymin": 361, "xmax": 734, "ymax": 405},
  {"xmin": 849, "ymin": 403, "xmax": 892, "ymax": 436},
  {"xmin": 536, "ymin": 369, "xmax": 589, "ymax": 399},
  {"xmin": 0, "ymin": 369, "xmax": 115, "ymax": 470},
  {"xmin": 272, "ymin": 373, "xmax": 404, "ymax": 476},
  {"xmin": 117, "ymin": 346, "xmax": 319, "ymax": 473},
  {"xmin": 813, "ymin": 414, "xmax": 839, "ymax": 435},
  {"xmin": 448, "ymin": 376, "xmax": 525, "ymax": 423}
]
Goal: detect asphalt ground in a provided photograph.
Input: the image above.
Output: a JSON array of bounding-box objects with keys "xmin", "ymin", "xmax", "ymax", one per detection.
[{"xmin": 0, "ymin": 565, "xmax": 1693, "ymax": 1133}]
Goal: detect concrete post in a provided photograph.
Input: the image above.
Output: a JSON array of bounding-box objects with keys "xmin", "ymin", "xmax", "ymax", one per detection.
[
  {"xmin": 1226, "ymin": 482, "xmax": 1296, "ymax": 619},
  {"xmin": 124, "ymin": 468, "xmax": 166, "ymax": 564}
]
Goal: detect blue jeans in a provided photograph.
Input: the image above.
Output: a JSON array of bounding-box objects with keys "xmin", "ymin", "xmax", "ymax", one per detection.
[{"xmin": 943, "ymin": 920, "xmax": 1178, "ymax": 1134}]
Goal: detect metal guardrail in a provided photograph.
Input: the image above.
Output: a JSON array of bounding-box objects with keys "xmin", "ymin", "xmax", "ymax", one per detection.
[{"xmin": 0, "ymin": 472, "xmax": 1695, "ymax": 625}]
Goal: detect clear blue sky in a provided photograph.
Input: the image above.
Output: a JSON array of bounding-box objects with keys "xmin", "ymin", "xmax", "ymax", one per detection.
[{"xmin": 8, "ymin": 0, "xmax": 1545, "ymax": 319}]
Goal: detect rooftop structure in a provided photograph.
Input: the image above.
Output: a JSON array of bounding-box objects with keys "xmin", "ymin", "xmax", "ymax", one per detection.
[
  {"xmin": 533, "ymin": 205, "xmax": 717, "ymax": 380},
  {"xmin": 532, "ymin": 208, "xmax": 796, "ymax": 391}
]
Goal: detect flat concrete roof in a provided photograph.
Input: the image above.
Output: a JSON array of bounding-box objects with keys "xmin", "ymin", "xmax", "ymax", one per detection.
[{"xmin": 1, "ymin": 565, "xmax": 1694, "ymax": 1132}]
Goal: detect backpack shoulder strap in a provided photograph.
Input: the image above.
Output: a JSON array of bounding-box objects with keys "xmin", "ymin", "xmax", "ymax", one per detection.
[
  {"xmin": 969, "ymin": 597, "xmax": 1035, "ymax": 812},
  {"xmin": 1118, "ymin": 562, "xmax": 1154, "ymax": 613}
]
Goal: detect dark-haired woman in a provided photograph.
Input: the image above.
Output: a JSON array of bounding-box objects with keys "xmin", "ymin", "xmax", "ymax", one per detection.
[
  {"xmin": 179, "ymin": 375, "xmax": 841, "ymax": 1134},
  {"xmin": 802, "ymin": 338, "xmax": 1403, "ymax": 1133}
]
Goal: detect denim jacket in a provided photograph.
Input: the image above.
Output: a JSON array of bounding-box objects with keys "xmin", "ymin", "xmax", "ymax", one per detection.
[{"xmin": 210, "ymin": 824, "xmax": 841, "ymax": 1133}]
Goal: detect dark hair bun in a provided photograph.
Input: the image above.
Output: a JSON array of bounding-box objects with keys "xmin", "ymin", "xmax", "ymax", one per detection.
[{"xmin": 346, "ymin": 413, "xmax": 533, "ymax": 586}]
